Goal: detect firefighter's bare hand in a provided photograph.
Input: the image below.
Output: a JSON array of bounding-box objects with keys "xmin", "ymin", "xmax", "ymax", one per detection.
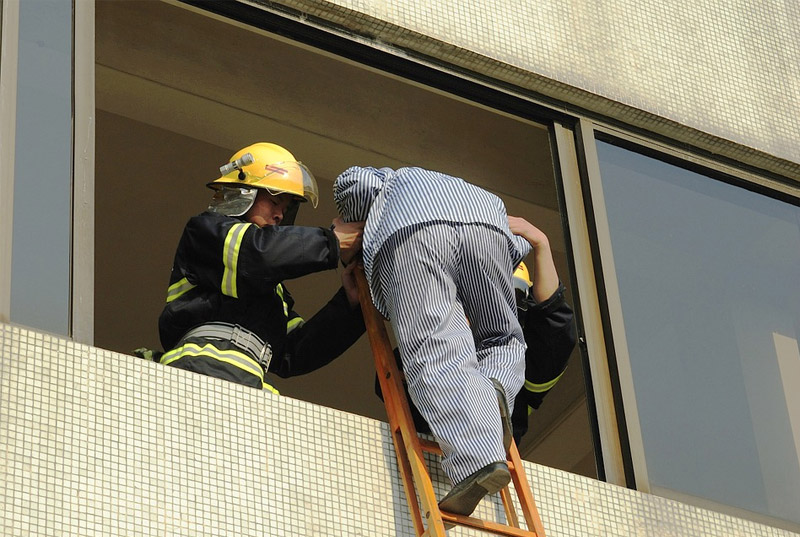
[
  {"xmin": 332, "ymin": 217, "xmax": 364, "ymax": 266},
  {"xmin": 508, "ymin": 215, "xmax": 549, "ymax": 250},
  {"xmin": 340, "ymin": 262, "xmax": 360, "ymax": 308}
]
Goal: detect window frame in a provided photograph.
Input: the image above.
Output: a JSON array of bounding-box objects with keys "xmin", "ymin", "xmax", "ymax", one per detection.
[
  {"xmin": 73, "ymin": 0, "xmax": 94, "ymax": 343},
  {"xmin": 0, "ymin": 0, "xmax": 21, "ymax": 326},
  {"xmin": 1, "ymin": 0, "xmax": 90, "ymax": 339},
  {"xmin": 582, "ymin": 120, "xmax": 800, "ymax": 531}
]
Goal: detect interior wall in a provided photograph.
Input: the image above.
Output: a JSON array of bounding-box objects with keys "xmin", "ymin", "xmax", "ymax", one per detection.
[{"xmin": 94, "ymin": 0, "xmax": 595, "ymax": 477}]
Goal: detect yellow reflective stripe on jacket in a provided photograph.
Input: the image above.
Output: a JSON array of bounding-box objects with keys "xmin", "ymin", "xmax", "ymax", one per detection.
[
  {"xmin": 166, "ymin": 277, "xmax": 196, "ymax": 303},
  {"xmin": 275, "ymin": 283, "xmax": 290, "ymax": 316},
  {"xmin": 222, "ymin": 223, "xmax": 251, "ymax": 298},
  {"xmin": 524, "ymin": 370, "xmax": 565, "ymax": 394},
  {"xmin": 286, "ymin": 316, "xmax": 303, "ymax": 333},
  {"xmin": 276, "ymin": 284, "xmax": 305, "ymax": 333},
  {"xmin": 263, "ymin": 382, "xmax": 279, "ymax": 394},
  {"xmin": 160, "ymin": 342, "xmax": 264, "ymax": 382}
]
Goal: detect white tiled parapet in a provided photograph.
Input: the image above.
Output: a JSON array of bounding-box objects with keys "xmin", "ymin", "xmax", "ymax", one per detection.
[{"xmin": 1, "ymin": 323, "xmax": 796, "ymax": 536}]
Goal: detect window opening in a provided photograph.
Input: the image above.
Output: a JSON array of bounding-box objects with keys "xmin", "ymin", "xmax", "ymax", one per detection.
[{"xmin": 95, "ymin": 0, "xmax": 594, "ymax": 477}]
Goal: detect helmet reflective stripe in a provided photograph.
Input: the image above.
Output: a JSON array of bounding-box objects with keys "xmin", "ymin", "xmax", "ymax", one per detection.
[
  {"xmin": 524, "ymin": 370, "xmax": 566, "ymax": 394},
  {"xmin": 160, "ymin": 342, "xmax": 264, "ymax": 382},
  {"xmin": 265, "ymin": 164, "xmax": 289, "ymax": 175},
  {"xmin": 166, "ymin": 277, "xmax": 196, "ymax": 303},
  {"xmin": 222, "ymin": 223, "xmax": 252, "ymax": 298}
]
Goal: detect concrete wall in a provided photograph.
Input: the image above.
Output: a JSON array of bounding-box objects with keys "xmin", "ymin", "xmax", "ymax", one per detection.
[
  {"xmin": 265, "ymin": 0, "xmax": 800, "ymax": 180},
  {"xmin": 1, "ymin": 323, "xmax": 795, "ymax": 536}
]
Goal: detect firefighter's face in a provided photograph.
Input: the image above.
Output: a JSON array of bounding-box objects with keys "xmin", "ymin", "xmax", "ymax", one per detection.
[{"xmin": 245, "ymin": 190, "xmax": 293, "ymax": 227}]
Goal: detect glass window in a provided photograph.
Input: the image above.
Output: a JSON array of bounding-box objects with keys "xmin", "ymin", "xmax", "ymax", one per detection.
[
  {"xmin": 596, "ymin": 140, "xmax": 800, "ymax": 526},
  {"xmin": 10, "ymin": 0, "xmax": 72, "ymax": 335}
]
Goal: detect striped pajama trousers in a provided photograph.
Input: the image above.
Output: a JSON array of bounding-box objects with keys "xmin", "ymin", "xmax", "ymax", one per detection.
[{"xmin": 372, "ymin": 222, "xmax": 526, "ymax": 484}]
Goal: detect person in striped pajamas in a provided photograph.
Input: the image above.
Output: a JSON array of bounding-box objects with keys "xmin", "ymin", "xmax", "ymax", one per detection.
[{"xmin": 334, "ymin": 165, "xmax": 530, "ymax": 516}]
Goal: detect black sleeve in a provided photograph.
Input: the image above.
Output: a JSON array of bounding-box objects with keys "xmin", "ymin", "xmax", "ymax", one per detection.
[
  {"xmin": 178, "ymin": 212, "xmax": 339, "ymax": 296},
  {"xmin": 519, "ymin": 283, "xmax": 577, "ymax": 407},
  {"xmin": 269, "ymin": 287, "xmax": 366, "ymax": 377}
]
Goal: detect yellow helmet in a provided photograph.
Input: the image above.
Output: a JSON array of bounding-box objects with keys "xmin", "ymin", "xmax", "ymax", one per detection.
[
  {"xmin": 513, "ymin": 262, "xmax": 532, "ymax": 311},
  {"xmin": 513, "ymin": 262, "xmax": 532, "ymax": 292},
  {"xmin": 208, "ymin": 142, "xmax": 319, "ymax": 208}
]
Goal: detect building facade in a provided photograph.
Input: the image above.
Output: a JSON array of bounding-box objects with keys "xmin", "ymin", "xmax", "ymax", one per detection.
[{"xmin": 1, "ymin": 0, "xmax": 799, "ymax": 535}]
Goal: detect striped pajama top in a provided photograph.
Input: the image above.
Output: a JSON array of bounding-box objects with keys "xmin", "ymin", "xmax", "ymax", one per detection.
[{"xmin": 333, "ymin": 166, "xmax": 530, "ymax": 313}]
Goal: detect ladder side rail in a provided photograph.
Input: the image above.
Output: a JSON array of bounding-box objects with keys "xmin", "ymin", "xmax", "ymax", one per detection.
[
  {"xmin": 354, "ymin": 265, "xmax": 448, "ymax": 536},
  {"xmin": 500, "ymin": 486, "xmax": 521, "ymax": 528},
  {"xmin": 507, "ymin": 442, "xmax": 547, "ymax": 536}
]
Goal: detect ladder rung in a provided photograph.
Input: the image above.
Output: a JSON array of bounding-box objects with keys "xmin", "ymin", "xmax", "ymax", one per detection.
[
  {"xmin": 418, "ymin": 437, "xmax": 442, "ymax": 455},
  {"xmin": 418, "ymin": 437, "xmax": 518, "ymax": 471},
  {"xmin": 440, "ymin": 511, "xmax": 537, "ymax": 537}
]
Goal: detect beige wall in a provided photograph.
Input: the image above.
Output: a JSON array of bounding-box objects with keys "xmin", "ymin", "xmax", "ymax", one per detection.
[{"xmin": 267, "ymin": 0, "xmax": 800, "ymax": 180}]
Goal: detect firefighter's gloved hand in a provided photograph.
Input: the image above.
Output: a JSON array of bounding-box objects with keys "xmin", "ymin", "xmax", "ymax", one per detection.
[{"xmin": 332, "ymin": 217, "xmax": 364, "ymax": 266}]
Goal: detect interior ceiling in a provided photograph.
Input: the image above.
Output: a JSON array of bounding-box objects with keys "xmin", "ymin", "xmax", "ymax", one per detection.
[{"xmin": 94, "ymin": 0, "xmax": 596, "ymax": 478}]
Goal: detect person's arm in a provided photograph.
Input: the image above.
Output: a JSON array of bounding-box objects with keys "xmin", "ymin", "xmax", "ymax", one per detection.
[
  {"xmin": 269, "ymin": 285, "xmax": 366, "ymax": 377},
  {"xmin": 178, "ymin": 212, "xmax": 339, "ymax": 296},
  {"xmin": 508, "ymin": 215, "xmax": 576, "ymax": 410},
  {"xmin": 507, "ymin": 215, "xmax": 559, "ymax": 302}
]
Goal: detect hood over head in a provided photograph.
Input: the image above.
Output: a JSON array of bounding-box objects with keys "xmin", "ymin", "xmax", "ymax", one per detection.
[{"xmin": 333, "ymin": 166, "xmax": 390, "ymax": 222}]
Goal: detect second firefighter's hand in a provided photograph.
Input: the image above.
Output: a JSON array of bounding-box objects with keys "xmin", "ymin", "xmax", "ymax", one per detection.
[{"xmin": 340, "ymin": 262, "xmax": 360, "ymax": 308}]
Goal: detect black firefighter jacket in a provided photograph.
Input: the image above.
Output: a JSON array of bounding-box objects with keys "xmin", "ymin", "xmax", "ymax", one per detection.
[{"xmin": 158, "ymin": 211, "xmax": 365, "ymax": 391}]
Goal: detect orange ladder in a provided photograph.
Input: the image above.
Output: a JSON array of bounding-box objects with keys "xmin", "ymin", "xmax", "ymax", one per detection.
[{"xmin": 354, "ymin": 265, "xmax": 547, "ymax": 536}]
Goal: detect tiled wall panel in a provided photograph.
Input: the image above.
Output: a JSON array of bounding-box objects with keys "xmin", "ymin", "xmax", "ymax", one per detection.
[
  {"xmin": 1, "ymin": 324, "xmax": 797, "ymax": 536},
  {"xmin": 263, "ymin": 0, "xmax": 800, "ymax": 179}
]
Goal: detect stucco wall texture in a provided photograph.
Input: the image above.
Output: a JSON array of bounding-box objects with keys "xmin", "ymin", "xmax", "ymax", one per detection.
[{"xmin": 266, "ymin": 0, "xmax": 800, "ymax": 180}]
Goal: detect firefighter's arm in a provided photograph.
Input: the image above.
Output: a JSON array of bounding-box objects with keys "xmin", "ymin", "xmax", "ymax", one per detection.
[
  {"xmin": 519, "ymin": 283, "xmax": 576, "ymax": 408},
  {"xmin": 179, "ymin": 213, "xmax": 339, "ymax": 295},
  {"xmin": 269, "ymin": 286, "xmax": 366, "ymax": 377},
  {"xmin": 508, "ymin": 215, "xmax": 559, "ymax": 302}
]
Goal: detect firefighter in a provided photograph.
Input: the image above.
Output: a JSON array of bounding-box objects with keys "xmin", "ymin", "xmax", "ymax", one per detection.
[
  {"xmin": 158, "ymin": 142, "xmax": 365, "ymax": 393},
  {"xmin": 507, "ymin": 214, "xmax": 577, "ymax": 445}
]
